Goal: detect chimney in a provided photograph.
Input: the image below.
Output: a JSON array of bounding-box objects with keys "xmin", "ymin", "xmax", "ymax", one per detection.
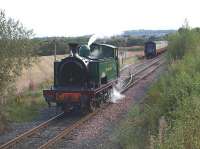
[{"xmin": 69, "ymin": 43, "xmax": 79, "ymax": 56}]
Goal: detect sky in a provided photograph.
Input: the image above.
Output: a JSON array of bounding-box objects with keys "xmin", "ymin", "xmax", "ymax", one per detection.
[{"xmin": 1, "ymin": 0, "xmax": 199, "ymax": 37}]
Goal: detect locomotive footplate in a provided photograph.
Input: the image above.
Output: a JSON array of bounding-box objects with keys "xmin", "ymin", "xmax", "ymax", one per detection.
[{"xmin": 43, "ymin": 80, "xmax": 117, "ymax": 105}]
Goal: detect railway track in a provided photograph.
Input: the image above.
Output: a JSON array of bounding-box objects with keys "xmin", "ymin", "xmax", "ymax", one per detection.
[
  {"xmin": 121, "ymin": 56, "xmax": 164, "ymax": 92},
  {"xmin": 0, "ymin": 55, "xmax": 164, "ymax": 149},
  {"xmin": 0, "ymin": 113, "xmax": 65, "ymax": 149},
  {"xmin": 119, "ymin": 55, "xmax": 164, "ymax": 91}
]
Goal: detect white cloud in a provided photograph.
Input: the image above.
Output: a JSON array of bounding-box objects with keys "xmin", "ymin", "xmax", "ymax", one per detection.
[{"xmin": 1, "ymin": 0, "xmax": 200, "ymax": 37}]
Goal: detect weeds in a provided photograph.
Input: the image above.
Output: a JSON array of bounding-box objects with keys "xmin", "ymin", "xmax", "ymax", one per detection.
[
  {"xmin": 3, "ymin": 81, "xmax": 51, "ymax": 123},
  {"xmin": 115, "ymin": 28, "xmax": 200, "ymax": 149}
]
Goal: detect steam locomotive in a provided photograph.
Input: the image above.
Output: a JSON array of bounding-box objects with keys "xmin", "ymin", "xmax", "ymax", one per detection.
[
  {"xmin": 43, "ymin": 43, "xmax": 119, "ymax": 113},
  {"xmin": 144, "ymin": 41, "xmax": 168, "ymax": 58}
]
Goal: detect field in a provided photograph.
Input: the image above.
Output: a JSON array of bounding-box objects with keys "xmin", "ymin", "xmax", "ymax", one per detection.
[
  {"xmin": 118, "ymin": 45, "xmax": 143, "ymax": 51},
  {"xmin": 15, "ymin": 55, "xmax": 66, "ymax": 93},
  {"xmin": 119, "ymin": 46, "xmax": 144, "ymax": 60}
]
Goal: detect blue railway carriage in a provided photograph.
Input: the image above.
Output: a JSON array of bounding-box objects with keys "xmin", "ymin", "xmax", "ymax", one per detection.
[{"xmin": 144, "ymin": 41, "xmax": 168, "ymax": 58}]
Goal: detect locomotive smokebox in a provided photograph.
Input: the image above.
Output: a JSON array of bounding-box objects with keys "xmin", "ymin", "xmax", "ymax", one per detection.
[{"xmin": 69, "ymin": 43, "xmax": 79, "ymax": 56}]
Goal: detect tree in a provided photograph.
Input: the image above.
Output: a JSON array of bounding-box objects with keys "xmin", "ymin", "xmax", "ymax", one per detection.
[{"xmin": 0, "ymin": 10, "xmax": 35, "ymax": 104}]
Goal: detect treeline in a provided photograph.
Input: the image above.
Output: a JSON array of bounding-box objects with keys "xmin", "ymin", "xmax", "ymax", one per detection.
[
  {"xmin": 32, "ymin": 36, "xmax": 90, "ymax": 56},
  {"xmin": 33, "ymin": 35, "xmax": 150, "ymax": 56},
  {"xmin": 115, "ymin": 25, "xmax": 200, "ymax": 148},
  {"xmin": 123, "ymin": 29, "xmax": 176, "ymax": 37},
  {"xmin": 103, "ymin": 36, "xmax": 145, "ymax": 47}
]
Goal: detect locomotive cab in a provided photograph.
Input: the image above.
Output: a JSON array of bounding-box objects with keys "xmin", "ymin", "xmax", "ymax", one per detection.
[{"xmin": 87, "ymin": 43, "xmax": 119, "ymax": 86}]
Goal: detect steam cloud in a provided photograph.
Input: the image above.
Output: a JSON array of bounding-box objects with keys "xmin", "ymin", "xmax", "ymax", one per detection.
[
  {"xmin": 110, "ymin": 87, "xmax": 125, "ymax": 103},
  {"xmin": 90, "ymin": 49, "xmax": 102, "ymax": 58}
]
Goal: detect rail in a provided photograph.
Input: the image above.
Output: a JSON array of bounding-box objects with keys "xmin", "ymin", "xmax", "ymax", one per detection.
[
  {"xmin": 0, "ymin": 112, "xmax": 64, "ymax": 149},
  {"xmin": 0, "ymin": 55, "xmax": 164, "ymax": 149}
]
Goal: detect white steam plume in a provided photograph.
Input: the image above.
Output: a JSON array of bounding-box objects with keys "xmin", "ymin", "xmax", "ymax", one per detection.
[
  {"xmin": 90, "ymin": 49, "xmax": 102, "ymax": 58},
  {"xmin": 88, "ymin": 34, "xmax": 97, "ymax": 47},
  {"xmin": 110, "ymin": 88, "xmax": 125, "ymax": 103}
]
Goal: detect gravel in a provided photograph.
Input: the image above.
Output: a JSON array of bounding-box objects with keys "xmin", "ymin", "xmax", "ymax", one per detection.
[{"xmin": 0, "ymin": 106, "xmax": 62, "ymax": 145}]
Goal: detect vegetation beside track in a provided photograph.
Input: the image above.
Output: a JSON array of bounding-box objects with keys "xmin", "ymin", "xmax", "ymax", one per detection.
[
  {"xmin": 120, "ymin": 56, "xmax": 138, "ymax": 68},
  {"xmin": 119, "ymin": 46, "xmax": 143, "ymax": 52},
  {"xmin": 0, "ymin": 10, "xmax": 36, "ymax": 132},
  {"xmin": 4, "ymin": 81, "xmax": 51, "ymax": 122},
  {"xmin": 115, "ymin": 25, "xmax": 200, "ymax": 148}
]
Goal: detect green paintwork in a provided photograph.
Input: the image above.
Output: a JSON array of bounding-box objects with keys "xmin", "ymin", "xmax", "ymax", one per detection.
[
  {"xmin": 88, "ymin": 58, "xmax": 118, "ymax": 85},
  {"xmin": 79, "ymin": 45, "xmax": 90, "ymax": 57},
  {"xmin": 99, "ymin": 58, "xmax": 117, "ymax": 81},
  {"xmin": 54, "ymin": 43, "xmax": 119, "ymax": 88}
]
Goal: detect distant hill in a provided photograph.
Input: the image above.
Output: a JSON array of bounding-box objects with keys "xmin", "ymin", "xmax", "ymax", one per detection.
[{"xmin": 122, "ymin": 29, "xmax": 176, "ymax": 37}]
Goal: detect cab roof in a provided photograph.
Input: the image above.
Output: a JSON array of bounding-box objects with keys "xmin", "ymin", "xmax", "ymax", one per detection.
[{"xmin": 91, "ymin": 43, "xmax": 117, "ymax": 49}]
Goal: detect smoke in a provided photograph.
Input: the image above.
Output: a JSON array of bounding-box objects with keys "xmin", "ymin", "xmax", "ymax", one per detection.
[
  {"xmin": 110, "ymin": 87, "xmax": 125, "ymax": 103},
  {"xmin": 115, "ymin": 79, "xmax": 124, "ymax": 90},
  {"xmin": 90, "ymin": 49, "xmax": 102, "ymax": 58},
  {"xmin": 110, "ymin": 78, "xmax": 126, "ymax": 103},
  {"xmin": 88, "ymin": 34, "xmax": 97, "ymax": 47}
]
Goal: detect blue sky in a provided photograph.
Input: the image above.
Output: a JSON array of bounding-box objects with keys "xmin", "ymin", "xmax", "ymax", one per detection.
[{"xmin": 1, "ymin": 0, "xmax": 199, "ymax": 37}]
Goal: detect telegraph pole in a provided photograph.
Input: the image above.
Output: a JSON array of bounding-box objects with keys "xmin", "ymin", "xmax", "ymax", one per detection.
[{"xmin": 54, "ymin": 40, "xmax": 57, "ymax": 61}]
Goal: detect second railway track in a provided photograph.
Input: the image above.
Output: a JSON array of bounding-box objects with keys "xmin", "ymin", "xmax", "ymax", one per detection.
[{"xmin": 0, "ymin": 55, "xmax": 164, "ymax": 149}]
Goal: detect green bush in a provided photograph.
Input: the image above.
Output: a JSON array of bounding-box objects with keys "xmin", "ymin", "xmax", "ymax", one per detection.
[
  {"xmin": 0, "ymin": 10, "xmax": 35, "ymax": 102},
  {"xmin": 4, "ymin": 81, "xmax": 50, "ymax": 122},
  {"xmin": 115, "ymin": 28, "xmax": 200, "ymax": 149},
  {"xmin": 167, "ymin": 27, "xmax": 200, "ymax": 62},
  {"xmin": 0, "ymin": 10, "xmax": 35, "ymax": 131}
]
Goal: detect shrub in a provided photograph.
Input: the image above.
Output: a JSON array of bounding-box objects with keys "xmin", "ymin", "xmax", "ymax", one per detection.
[
  {"xmin": 0, "ymin": 10, "xmax": 35, "ymax": 102},
  {"xmin": 0, "ymin": 10, "xmax": 35, "ymax": 132},
  {"xmin": 115, "ymin": 28, "xmax": 200, "ymax": 149},
  {"xmin": 167, "ymin": 27, "xmax": 200, "ymax": 62}
]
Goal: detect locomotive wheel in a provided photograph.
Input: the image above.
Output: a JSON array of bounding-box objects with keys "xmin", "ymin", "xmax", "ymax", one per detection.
[
  {"xmin": 98, "ymin": 99, "xmax": 105, "ymax": 108},
  {"xmin": 104, "ymin": 89, "xmax": 111, "ymax": 102},
  {"xmin": 89, "ymin": 100, "xmax": 97, "ymax": 112},
  {"xmin": 80, "ymin": 95, "xmax": 90, "ymax": 115},
  {"xmin": 61, "ymin": 105, "xmax": 70, "ymax": 113},
  {"xmin": 80, "ymin": 106, "xmax": 89, "ymax": 115}
]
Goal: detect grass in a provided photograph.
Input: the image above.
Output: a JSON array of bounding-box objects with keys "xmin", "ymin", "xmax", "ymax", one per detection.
[
  {"xmin": 120, "ymin": 56, "xmax": 138, "ymax": 68},
  {"xmin": 119, "ymin": 46, "xmax": 144, "ymax": 51},
  {"xmin": 16, "ymin": 55, "xmax": 65, "ymax": 93},
  {"xmin": 2, "ymin": 55, "xmax": 65, "ymax": 123},
  {"xmin": 114, "ymin": 28, "xmax": 200, "ymax": 149},
  {"xmin": 4, "ymin": 80, "xmax": 51, "ymax": 122},
  {"xmin": 4, "ymin": 55, "xmax": 62, "ymax": 123}
]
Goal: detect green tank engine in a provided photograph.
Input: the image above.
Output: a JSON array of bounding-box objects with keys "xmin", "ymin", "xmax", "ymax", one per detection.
[{"xmin": 43, "ymin": 43, "xmax": 119, "ymax": 113}]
